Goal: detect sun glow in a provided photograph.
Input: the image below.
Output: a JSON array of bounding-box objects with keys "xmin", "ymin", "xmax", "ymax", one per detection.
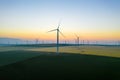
[{"xmin": 0, "ymin": 0, "xmax": 120, "ymax": 41}]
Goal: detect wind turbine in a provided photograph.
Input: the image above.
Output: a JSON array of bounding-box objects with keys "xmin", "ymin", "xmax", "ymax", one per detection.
[
  {"xmin": 35, "ymin": 39, "xmax": 39, "ymax": 45},
  {"xmin": 118, "ymin": 40, "xmax": 120, "ymax": 45},
  {"xmin": 75, "ymin": 34, "xmax": 79, "ymax": 47},
  {"xmin": 47, "ymin": 21, "xmax": 64, "ymax": 54}
]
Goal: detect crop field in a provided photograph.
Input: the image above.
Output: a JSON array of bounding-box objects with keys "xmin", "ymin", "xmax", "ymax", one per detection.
[
  {"xmin": 0, "ymin": 45, "xmax": 120, "ymax": 80},
  {"xmin": 28, "ymin": 46, "xmax": 120, "ymax": 58}
]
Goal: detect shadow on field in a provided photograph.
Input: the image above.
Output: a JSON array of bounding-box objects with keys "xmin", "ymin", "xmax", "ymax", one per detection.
[{"xmin": 0, "ymin": 51, "xmax": 120, "ymax": 80}]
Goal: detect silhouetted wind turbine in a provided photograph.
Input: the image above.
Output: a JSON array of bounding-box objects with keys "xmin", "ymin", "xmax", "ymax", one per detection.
[
  {"xmin": 82, "ymin": 40, "xmax": 84, "ymax": 45},
  {"xmin": 26, "ymin": 40, "xmax": 28, "ymax": 45},
  {"xmin": 47, "ymin": 21, "xmax": 64, "ymax": 54},
  {"xmin": 35, "ymin": 39, "xmax": 38, "ymax": 44},
  {"xmin": 118, "ymin": 40, "xmax": 120, "ymax": 45},
  {"xmin": 75, "ymin": 34, "xmax": 79, "ymax": 47},
  {"xmin": 64, "ymin": 40, "xmax": 67, "ymax": 45}
]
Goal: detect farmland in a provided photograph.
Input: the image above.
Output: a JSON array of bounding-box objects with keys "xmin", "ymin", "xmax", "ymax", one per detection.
[
  {"xmin": 28, "ymin": 46, "xmax": 120, "ymax": 58},
  {"xmin": 0, "ymin": 45, "xmax": 120, "ymax": 80}
]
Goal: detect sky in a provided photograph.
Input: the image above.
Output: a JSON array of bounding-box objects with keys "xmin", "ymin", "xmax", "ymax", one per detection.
[{"xmin": 0, "ymin": 0, "xmax": 120, "ymax": 41}]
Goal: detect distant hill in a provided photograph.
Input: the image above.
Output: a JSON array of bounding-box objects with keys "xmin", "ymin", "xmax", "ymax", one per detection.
[
  {"xmin": 0, "ymin": 37, "xmax": 24, "ymax": 45},
  {"xmin": 0, "ymin": 37, "xmax": 43, "ymax": 45}
]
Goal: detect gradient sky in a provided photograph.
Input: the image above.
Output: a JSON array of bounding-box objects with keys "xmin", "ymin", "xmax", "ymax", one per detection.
[{"xmin": 0, "ymin": 0, "xmax": 120, "ymax": 41}]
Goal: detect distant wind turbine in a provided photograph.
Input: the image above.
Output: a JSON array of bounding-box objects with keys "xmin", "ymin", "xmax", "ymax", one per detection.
[
  {"xmin": 47, "ymin": 21, "xmax": 64, "ymax": 54},
  {"xmin": 35, "ymin": 39, "xmax": 39, "ymax": 44},
  {"xmin": 118, "ymin": 41, "xmax": 120, "ymax": 45},
  {"xmin": 82, "ymin": 40, "xmax": 84, "ymax": 45},
  {"xmin": 75, "ymin": 34, "xmax": 79, "ymax": 47},
  {"xmin": 26, "ymin": 40, "xmax": 28, "ymax": 45}
]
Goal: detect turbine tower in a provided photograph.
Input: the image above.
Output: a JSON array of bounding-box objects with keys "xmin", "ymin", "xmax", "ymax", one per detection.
[
  {"xmin": 48, "ymin": 21, "xmax": 64, "ymax": 54},
  {"xmin": 75, "ymin": 34, "xmax": 79, "ymax": 47},
  {"xmin": 35, "ymin": 39, "xmax": 39, "ymax": 45}
]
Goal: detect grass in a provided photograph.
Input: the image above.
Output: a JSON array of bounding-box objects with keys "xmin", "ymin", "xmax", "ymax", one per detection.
[
  {"xmin": 0, "ymin": 46, "xmax": 120, "ymax": 67},
  {"xmin": 0, "ymin": 51, "xmax": 120, "ymax": 80},
  {"xmin": 0, "ymin": 46, "xmax": 34, "ymax": 52},
  {"xmin": 27, "ymin": 46, "xmax": 120, "ymax": 58},
  {"xmin": 0, "ymin": 45, "xmax": 120, "ymax": 80},
  {"xmin": 0, "ymin": 50, "xmax": 46, "ymax": 66}
]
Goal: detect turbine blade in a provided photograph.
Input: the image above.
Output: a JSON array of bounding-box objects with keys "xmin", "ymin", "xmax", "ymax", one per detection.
[
  {"xmin": 47, "ymin": 29, "xmax": 57, "ymax": 33},
  {"xmin": 59, "ymin": 30, "xmax": 65, "ymax": 37},
  {"xmin": 75, "ymin": 34, "xmax": 78, "ymax": 37},
  {"xmin": 57, "ymin": 19, "xmax": 62, "ymax": 29},
  {"xmin": 57, "ymin": 23, "xmax": 60, "ymax": 29}
]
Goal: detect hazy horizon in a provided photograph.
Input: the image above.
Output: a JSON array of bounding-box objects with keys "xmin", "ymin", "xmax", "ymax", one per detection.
[{"xmin": 0, "ymin": 37, "xmax": 119, "ymax": 45}]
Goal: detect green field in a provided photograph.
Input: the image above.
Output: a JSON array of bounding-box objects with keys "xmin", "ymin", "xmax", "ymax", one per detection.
[
  {"xmin": 28, "ymin": 46, "xmax": 120, "ymax": 58},
  {"xmin": 0, "ymin": 46, "xmax": 120, "ymax": 80}
]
